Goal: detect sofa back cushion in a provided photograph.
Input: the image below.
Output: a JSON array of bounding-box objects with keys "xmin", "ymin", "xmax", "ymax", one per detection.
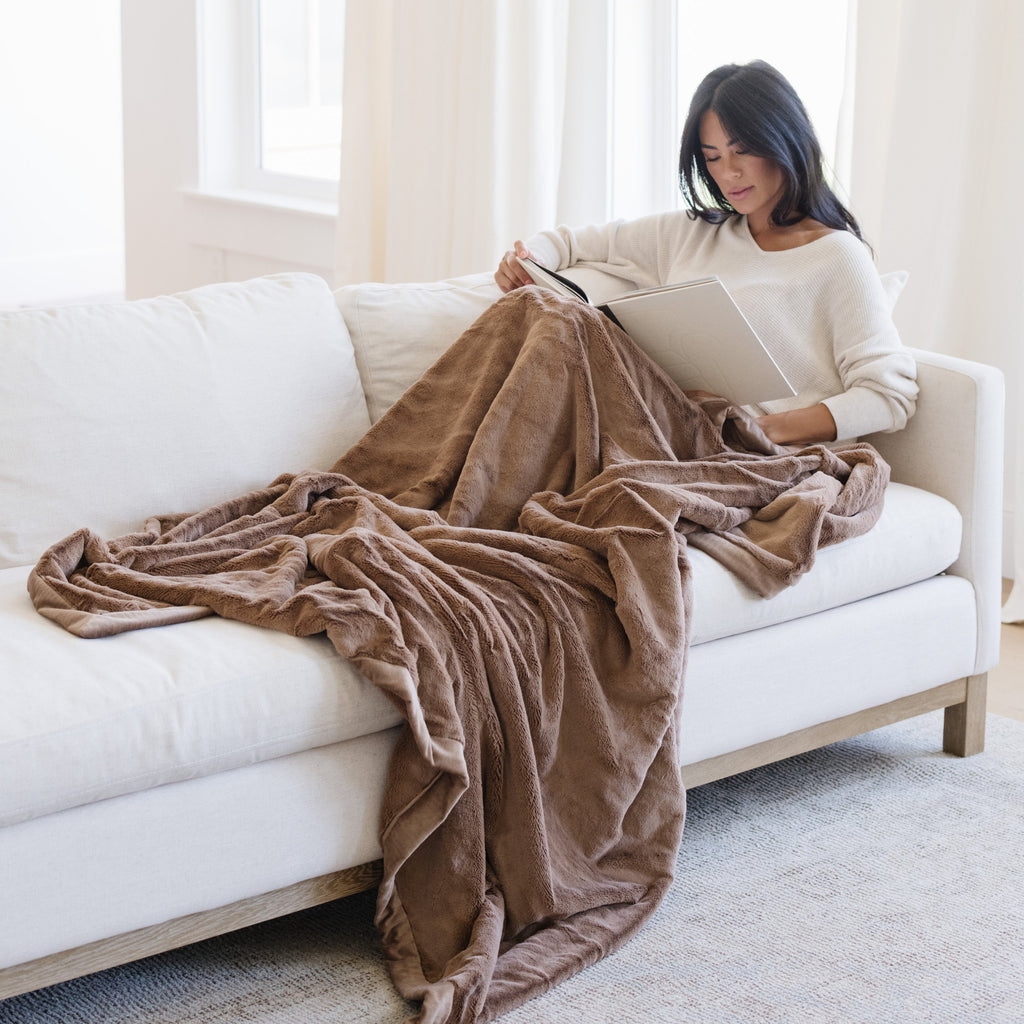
[{"xmin": 0, "ymin": 273, "xmax": 370, "ymax": 569}]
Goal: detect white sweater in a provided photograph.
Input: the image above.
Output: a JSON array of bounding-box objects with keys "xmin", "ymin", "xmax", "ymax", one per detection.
[{"xmin": 526, "ymin": 212, "xmax": 918, "ymax": 441}]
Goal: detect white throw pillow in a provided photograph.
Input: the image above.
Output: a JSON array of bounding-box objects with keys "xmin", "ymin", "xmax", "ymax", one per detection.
[
  {"xmin": 0, "ymin": 273, "xmax": 370, "ymax": 569},
  {"xmin": 880, "ymin": 269, "xmax": 909, "ymax": 310},
  {"xmin": 335, "ymin": 273, "xmax": 501, "ymax": 423},
  {"xmin": 334, "ymin": 267, "xmax": 644, "ymax": 424}
]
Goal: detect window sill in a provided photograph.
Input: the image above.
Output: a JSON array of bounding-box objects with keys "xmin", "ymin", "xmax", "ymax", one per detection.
[
  {"xmin": 180, "ymin": 188, "xmax": 337, "ymax": 270},
  {"xmin": 181, "ymin": 187, "xmax": 337, "ymax": 218}
]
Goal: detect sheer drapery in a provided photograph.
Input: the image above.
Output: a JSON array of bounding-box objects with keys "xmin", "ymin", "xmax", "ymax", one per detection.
[
  {"xmin": 848, "ymin": 0, "xmax": 1024, "ymax": 620},
  {"xmin": 335, "ymin": 0, "xmax": 619, "ymax": 285}
]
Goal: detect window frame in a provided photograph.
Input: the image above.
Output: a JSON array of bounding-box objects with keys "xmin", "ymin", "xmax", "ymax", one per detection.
[{"xmin": 198, "ymin": 0, "xmax": 340, "ymax": 207}]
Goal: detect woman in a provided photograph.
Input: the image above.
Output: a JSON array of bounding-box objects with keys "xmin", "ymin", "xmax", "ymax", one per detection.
[{"xmin": 495, "ymin": 60, "xmax": 917, "ymax": 446}]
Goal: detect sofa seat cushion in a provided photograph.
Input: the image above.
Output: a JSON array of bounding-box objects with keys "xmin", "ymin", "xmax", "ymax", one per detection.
[
  {"xmin": 0, "ymin": 273, "xmax": 371, "ymax": 570},
  {"xmin": 0, "ymin": 566, "xmax": 402, "ymax": 828},
  {"xmin": 688, "ymin": 481, "xmax": 962, "ymax": 645},
  {"xmin": 0, "ymin": 481, "xmax": 958, "ymax": 829}
]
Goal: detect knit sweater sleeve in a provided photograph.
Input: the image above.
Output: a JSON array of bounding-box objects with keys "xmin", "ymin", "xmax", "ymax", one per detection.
[{"xmin": 811, "ymin": 238, "xmax": 918, "ymax": 439}]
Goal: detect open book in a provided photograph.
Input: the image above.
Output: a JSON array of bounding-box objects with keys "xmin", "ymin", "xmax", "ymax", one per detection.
[{"xmin": 517, "ymin": 257, "xmax": 795, "ymax": 405}]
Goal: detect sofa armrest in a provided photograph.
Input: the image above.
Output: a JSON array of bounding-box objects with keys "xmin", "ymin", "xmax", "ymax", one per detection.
[{"xmin": 863, "ymin": 347, "xmax": 1005, "ymax": 674}]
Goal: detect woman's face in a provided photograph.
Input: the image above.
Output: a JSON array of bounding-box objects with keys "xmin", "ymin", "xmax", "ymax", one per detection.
[{"xmin": 699, "ymin": 110, "xmax": 786, "ymax": 229}]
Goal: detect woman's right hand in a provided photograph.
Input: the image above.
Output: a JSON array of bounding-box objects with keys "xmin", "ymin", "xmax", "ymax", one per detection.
[{"xmin": 495, "ymin": 241, "xmax": 539, "ymax": 293}]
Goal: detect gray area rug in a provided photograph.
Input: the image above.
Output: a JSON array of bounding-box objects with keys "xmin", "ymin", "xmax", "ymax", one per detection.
[{"xmin": 3, "ymin": 710, "xmax": 1022, "ymax": 1024}]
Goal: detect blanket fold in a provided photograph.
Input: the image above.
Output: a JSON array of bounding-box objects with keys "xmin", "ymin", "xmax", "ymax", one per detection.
[{"xmin": 28, "ymin": 288, "xmax": 889, "ymax": 1023}]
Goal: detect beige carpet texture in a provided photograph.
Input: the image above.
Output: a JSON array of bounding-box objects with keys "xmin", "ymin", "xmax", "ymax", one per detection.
[{"xmin": 2, "ymin": 710, "xmax": 1021, "ymax": 1024}]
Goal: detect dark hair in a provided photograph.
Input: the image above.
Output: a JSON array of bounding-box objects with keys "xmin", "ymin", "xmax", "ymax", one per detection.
[{"xmin": 678, "ymin": 60, "xmax": 863, "ymax": 240}]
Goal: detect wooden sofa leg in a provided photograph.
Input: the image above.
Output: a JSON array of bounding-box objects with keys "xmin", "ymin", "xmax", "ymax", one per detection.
[{"xmin": 943, "ymin": 673, "xmax": 988, "ymax": 757}]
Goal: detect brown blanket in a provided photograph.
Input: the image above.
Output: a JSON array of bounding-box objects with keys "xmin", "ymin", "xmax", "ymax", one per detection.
[{"xmin": 28, "ymin": 289, "xmax": 889, "ymax": 1023}]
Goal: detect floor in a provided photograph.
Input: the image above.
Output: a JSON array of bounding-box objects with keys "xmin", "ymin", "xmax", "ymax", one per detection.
[{"xmin": 988, "ymin": 579, "xmax": 1024, "ymax": 723}]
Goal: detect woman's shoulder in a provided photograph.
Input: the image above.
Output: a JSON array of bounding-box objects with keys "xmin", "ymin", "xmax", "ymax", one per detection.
[
  {"xmin": 754, "ymin": 216, "xmax": 847, "ymax": 252},
  {"xmin": 795, "ymin": 219, "xmax": 842, "ymax": 247},
  {"xmin": 781, "ymin": 223, "xmax": 878, "ymax": 278},
  {"xmin": 812, "ymin": 225, "xmax": 878, "ymax": 269},
  {"xmin": 803, "ymin": 229, "xmax": 896, "ymax": 314}
]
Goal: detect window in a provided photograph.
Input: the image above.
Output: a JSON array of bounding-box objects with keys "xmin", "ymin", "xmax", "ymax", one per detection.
[
  {"xmin": 257, "ymin": 0, "xmax": 345, "ymax": 183},
  {"xmin": 197, "ymin": 0, "xmax": 345, "ymax": 205}
]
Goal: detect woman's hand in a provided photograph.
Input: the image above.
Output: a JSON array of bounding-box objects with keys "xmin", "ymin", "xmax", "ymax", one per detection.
[
  {"xmin": 495, "ymin": 241, "xmax": 539, "ymax": 293},
  {"xmin": 756, "ymin": 403, "xmax": 838, "ymax": 445}
]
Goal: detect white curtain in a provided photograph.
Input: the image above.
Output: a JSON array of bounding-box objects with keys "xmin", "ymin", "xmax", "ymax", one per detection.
[
  {"xmin": 848, "ymin": 0, "xmax": 1024, "ymax": 621},
  {"xmin": 335, "ymin": 0, "xmax": 625, "ymax": 285}
]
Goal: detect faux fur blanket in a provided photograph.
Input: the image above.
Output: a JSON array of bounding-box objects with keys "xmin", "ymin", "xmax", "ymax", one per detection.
[{"xmin": 28, "ymin": 289, "xmax": 889, "ymax": 1023}]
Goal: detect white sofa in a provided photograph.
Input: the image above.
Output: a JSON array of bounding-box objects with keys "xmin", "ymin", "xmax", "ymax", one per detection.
[{"xmin": 0, "ymin": 270, "xmax": 1004, "ymax": 1001}]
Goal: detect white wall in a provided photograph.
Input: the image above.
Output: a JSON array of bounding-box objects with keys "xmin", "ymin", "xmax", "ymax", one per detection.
[{"xmin": 0, "ymin": 0, "xmax": 125, "ymax": 307}]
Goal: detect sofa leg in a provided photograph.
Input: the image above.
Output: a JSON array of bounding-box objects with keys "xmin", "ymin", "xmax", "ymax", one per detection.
[{"xmin": 943, "ymin": 673, "xmax": 988, "ymax": 757}]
